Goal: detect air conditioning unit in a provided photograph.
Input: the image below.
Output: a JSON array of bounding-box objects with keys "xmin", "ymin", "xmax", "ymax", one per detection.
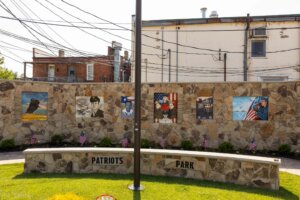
[{"xmin": 252, "ymin": 27, "xmax": 267, "ymax": 38}]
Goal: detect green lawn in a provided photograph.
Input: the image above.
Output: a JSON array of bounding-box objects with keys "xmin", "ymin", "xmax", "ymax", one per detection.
[{"xmin": 0, "ymin": 163, "xmax": 299, "ymax": 200}]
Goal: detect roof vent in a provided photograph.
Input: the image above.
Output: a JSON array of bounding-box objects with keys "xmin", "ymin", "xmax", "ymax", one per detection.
[
  {"xmin": 200, "ymin": 7, "xmax": 207, "ymax": 18},
  {"xmin": 210, "ymin": 11, "xmax": 218, "ymax": 18}
]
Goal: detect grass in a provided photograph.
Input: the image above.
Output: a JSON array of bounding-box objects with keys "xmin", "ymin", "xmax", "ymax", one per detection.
[{"xmin": 0, "ymin": 163, "xmax": 299, "ymax": 200}]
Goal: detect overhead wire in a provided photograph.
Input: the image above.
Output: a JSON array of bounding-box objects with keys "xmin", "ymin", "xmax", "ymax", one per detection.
[
  {"xmin": 0, "ymin": 0, "xmax": 56, "ymax": 55},
  {"xmin": 17, "ymin": 0, "xmax": 76, "ymax": 49}
]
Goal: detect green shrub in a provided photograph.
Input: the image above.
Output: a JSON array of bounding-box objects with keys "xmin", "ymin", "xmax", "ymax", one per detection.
[
  {"xmin": 278, "ymin": 144, "xmax": 291, "ymax": 156},
  {"xmin": 141, "ymin": 139, "xmax": 151, "ymax": 148},
  {"xmin": 98, "ymin": 137, "xmax": 113, "ymax": 147},
  {"xmin": 0, "ymin": 139, "xmax": 15, "ymax": 150},
  {"xmin": 50, "ymin": 135, "xmax": 63, "ymax": 146},
  {"xmin": 218, "ymin": 142, "xmax": 234, "ymax": 153},
  {"xmin": 181, "ymin": 140, "xmax": 193, "ymax": 150}
]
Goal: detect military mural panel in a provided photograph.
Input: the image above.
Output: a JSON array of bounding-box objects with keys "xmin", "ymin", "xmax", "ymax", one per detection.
[
  {"xmin": 154, "ymin": 93, "xmax": 177, "ymax": 123},
  {"xmin": 76, "ymin": 96, "xmax": 104, "ymax": 118},
  {"xmin": 121, "ymin": 96, "xmax": 134, "ymax": 119},
  {"xmin": 21, "ymin": 92, "xmax": 48, "ymax": 121},
  {"xmin": 196, "ymin": 97, "xmax": 213, "ymax": 120},
  {"xmin": 232, "ymin": 96, "xmax": 269, "ymax": 120}
]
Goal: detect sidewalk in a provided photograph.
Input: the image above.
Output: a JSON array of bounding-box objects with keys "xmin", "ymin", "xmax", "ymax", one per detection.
[
  {"xmin": 279, "ymin": 157, "xmax": 300, "ymax": 176},
  {"xmin": 0, "ymin": 151, "xmax": 299, "ymax": 176},
  {"xmin": 0, "ymin": 151, "xmax": 25, "ymax": 165}
]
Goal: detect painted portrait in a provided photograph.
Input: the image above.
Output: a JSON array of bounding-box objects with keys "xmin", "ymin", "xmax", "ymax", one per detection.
[
  {"xmin": 154, "ymin": 93, "xmax": 177, "ymax": 123},
  {"xmin": 76, "ymin": 96, "xmax": 104, "ymax": 118},
  {"xmin": 21, "ymin": 92, "xmax": 48, "ymax": 121},
  {"xmin": 196, "ymin": 97, "xmax": 213, "ymax": 120},
  {"xmin": 121, "ymin": 96, "xmax": 134, "ymax": 119},
  {"xmin": 233, "ymin": 96, "xmax": 269, "ymax": 121}
]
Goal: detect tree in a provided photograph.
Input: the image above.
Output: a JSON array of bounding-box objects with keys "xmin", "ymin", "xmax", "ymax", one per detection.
[{"xmin": 0, "ymin": 57, "xmax": 17, "ymax": 80}]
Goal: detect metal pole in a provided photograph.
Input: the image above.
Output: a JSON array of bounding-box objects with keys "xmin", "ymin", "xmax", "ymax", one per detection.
[
  {"xmin": 129, "ymin": 0, "xmax": 144, "ymax": 191},
  {"xmin": 145, "ymin": 58, "xmax": 148, "ymax": 83},
  {"xmin": 224, "ymin": 53, "xmax": 227, "ymax": 82},
  {"xmin": 168, "ymin": 49, "xmax": 171, "ymax": 82},
  {"xmin": 176, "ymin": 27, "xmax": 179, "ymax": 82},
  {"xmin": 161, "ymin": 27, "xmax": 164, "ymax": 82},
  {"xmin": 23, "ymin": 62, "xmax": 26, "ymax": 79},
  {"xmin": 243, "ymin": 13, "xmax": 250, "ymax": 81}
]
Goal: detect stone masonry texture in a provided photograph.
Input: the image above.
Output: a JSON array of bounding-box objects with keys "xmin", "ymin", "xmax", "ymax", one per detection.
[
  {"xmin": 0, "ymin": 80, "xmax": 300, "ymax": 152},
  {"xmin": 23, "ymin": 148, "xmax": 280, "ymax": 190}
]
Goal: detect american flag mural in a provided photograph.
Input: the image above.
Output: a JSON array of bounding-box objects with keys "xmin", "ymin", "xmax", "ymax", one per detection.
[
  {"xmin": 154, "ymin": 93, "xmax": 177, "ymax": 123},
  {"xmin": 233, "ymin": 96, "xmax": 269, "ymax": 121},
  {"xmin": 121, "ymin": 96, "xmax": 134, "ymax": 119}
]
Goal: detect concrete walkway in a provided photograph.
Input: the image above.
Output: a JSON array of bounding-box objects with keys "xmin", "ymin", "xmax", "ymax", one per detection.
[
  {"xmin": 0, "ymin": 151, "xmax": 299, "ymax": 176},
  {"xmin": 0, "ymin": 151, "xmax": 25, "ymax": 165},
  {"xmin": 279, "ymin": 157, "xmax": 300, "ymax": 176}
]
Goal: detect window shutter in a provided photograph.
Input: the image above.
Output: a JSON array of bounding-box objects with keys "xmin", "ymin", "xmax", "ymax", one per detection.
[{"xmin": 86, "ymin": 64, "xmax": 94, "ymax": 80}]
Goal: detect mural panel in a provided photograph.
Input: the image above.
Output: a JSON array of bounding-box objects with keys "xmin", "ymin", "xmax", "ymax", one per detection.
[
  {"xmin": 196, "ymin": 97, "xmax": 213, "ymax": 120},
  {"xmin": 76, "ymin": 96, "xmax": 104, "ymax": 118},
  {"xmin": 21, "ymin": 92, "xmax": 48, "ymax": 121},
  {"xmin": 121, "ymin": 96, "xmax": 134, "ymax": 119},
  {"xmin": 233, "ymin": 96, "xmax": 269, "ymax": 120},
  {"xmin": 154, "ymin": 93, "xmax": 177, "ymax": 123}
]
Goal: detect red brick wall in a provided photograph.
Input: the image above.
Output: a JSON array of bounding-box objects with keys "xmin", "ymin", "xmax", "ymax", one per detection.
[{"xmin": 32, "ymin": 57, "xmax": 113, "ymax": 82}]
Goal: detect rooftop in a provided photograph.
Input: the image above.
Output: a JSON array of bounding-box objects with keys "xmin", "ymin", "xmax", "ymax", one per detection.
[{"xmin": 142, "ymin": 14, "xmax": 300, "ymax": 27}]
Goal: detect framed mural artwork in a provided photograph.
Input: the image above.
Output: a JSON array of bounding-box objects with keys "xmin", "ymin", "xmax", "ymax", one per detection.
[
  {"xmin": 154, "ymin": 93, "xmax": 177, "ymax": 123},
  {"xmin": 76, "ymin": 96, "xmax": 104, "ymax": 118},
  {"xmin": 21, "ymin": 92, "xmax": 48, "ymax": 121},
  {"xmin": 233, "ymin": 96, "xmax": 269, "ymax": 121},
  {"xmin": 121, "ymin": 96, "xmax": 134, "ymax": 119},
  {"xmin": 196, "ymin": 97, "xmax": 213, "ymax": 120}
]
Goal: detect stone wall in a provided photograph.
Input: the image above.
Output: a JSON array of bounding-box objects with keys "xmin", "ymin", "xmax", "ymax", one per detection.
[
  {"xmin": 24, "ymin": 148, "xmax": 281, "ymax": 190},
  {"xmin": 0, "ymin": 80, "xmax": 300, "ymax": 151}
]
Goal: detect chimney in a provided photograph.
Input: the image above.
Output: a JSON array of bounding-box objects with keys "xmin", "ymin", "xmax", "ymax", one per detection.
[
  {"xmin": 124, "ymin": 51, "xmax": 129, "ymax": 60},
  {"xmin": 210, "ymin": 11, "xmax": 219, "ymax": 18},
  {"xmin": 58, "ymin": 49, "xmax": 65, "ymax": 57},
  {"xmin": 200, "ymin": 7, "xmax": 207, "ymax": 18},
  {"xmin": 108, "ymin": 46, "xmax": 113, "ymax": 56}
]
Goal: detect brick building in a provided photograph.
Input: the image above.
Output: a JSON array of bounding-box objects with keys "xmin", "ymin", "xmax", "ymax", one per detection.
[{"xmin": 30, "ymin": 46, "xmax": 130, "ymax": 82}]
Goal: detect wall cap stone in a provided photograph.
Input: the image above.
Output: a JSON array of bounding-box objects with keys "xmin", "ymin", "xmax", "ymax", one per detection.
[{"xmin": 23, "ymin": 148, "xmax": 281, "ymax": 165}]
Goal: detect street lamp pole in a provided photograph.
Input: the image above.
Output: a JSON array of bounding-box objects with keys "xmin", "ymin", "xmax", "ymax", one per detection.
[{"xmin": 129, "ymin": 0, "xmax": 143, "ymax": 191}]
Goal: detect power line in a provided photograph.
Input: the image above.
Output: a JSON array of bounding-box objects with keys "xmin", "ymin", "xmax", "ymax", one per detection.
[
  {"xmin": 1, "ymin": 27, "xmax": 299, "ymax": 77},
  {"xmin": 0, "ymin": 28, "xmax": 104, "ymax": 57},
  {"xmin": 17, "ymin": 0, "xmax": 75, "ymax": 49},
  {"xmin": 0, "ymin": 15, "xmax": 128, "ymax": 31},
  {"xmin": 0, "ymin": 0, "xmax": 56, "ymax": 55},
  {"xmin": 60, "ymin": 0, "xmax": 300, "ymax": 55},
  {"xmin": 0, "ymin": 1, "xmax": 109, "ymax": 58},
  {"xmin": 10, "ymin": 0, "xmax": 56, "ymax": 44},
  {"xmin": 0, "ymin": 51, "xmax": 23, "ymax": 63}
]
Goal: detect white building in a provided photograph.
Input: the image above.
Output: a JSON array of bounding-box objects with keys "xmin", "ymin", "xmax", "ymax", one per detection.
[{"xmin": 131, "ymin": 14, "xmax": 300, "ymax": 82}]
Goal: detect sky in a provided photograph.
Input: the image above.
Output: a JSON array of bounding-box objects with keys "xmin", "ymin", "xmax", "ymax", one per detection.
[{"xmin": 0, "ymin": 0, "xmax": 299, "ymax": 77}]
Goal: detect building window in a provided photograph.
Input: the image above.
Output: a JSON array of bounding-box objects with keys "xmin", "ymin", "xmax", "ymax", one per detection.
[
  {"xmin": 251, "ymin": 40, "xmax": 266, "ymax": 57},
  {"xmin": 253, "ymin": 27, "xmax": 267, "ymax": 37},
  {"xmin": 86, "ymin": 64, "xmax": 94, "ymax": 81}
]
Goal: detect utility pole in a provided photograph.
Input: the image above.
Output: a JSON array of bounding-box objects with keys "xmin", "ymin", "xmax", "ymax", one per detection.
[
  {"xmin": 168, "ymin": 49, "xmax": 171, "ymax": 82},
  {"xmin": 23, "ymin": 62, "xmax": 27, "ymax": 79},
  {"xmin": 243, "ymin": 14, "xmax": 250, "ymax": 81},
  {"xmin": 161, "ymin": 27, "xmax": 164, "ymax": 82},
  {"xmin": 129, "ymin": 0, "xmax": 144, "ymax": 191},
  {"xmin": 176, "ymin": 27, "xmax": 179, "ymax": 82},
  {"xmin": 224, "ymin": 53, "xmax": 227, "ymax": 82},
  {"xmin": 145, "ymin": 58, "xmax": 148, "ymax": 83}
]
